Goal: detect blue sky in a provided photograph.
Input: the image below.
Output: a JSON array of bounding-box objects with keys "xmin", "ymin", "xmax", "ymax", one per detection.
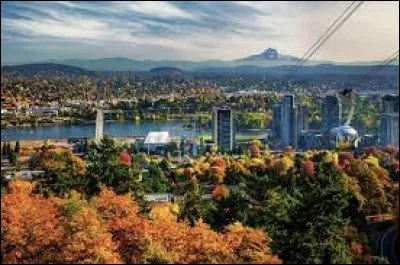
[{"xmin": 1, "ymin": 1, "xmax": 399, "ymax": 64}]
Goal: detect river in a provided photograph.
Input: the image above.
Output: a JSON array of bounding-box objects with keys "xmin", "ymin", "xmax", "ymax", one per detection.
[{"xmin": 1, "ymin": 121, "xmax": 269, "ymax": 142}]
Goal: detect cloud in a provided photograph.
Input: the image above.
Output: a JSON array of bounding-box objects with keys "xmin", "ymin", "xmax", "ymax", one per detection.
[
  {"xmin": 112, "ymin": 1, "xmax": 199, "ymax": 20},
  {"xmin": 1, "ymin": 1, "xmax": 399, "ymax": 64}
]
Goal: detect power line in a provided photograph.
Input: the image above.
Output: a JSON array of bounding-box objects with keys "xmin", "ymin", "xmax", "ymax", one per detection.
[
  {"xmin": 292, "ymin": 1, "xmax": 365, "ymax": 71},
  {"xmin": 340, "ymin": 49, "xmax": 398, "ymax": 125},
  {"xmin": 351, "ymin": 49, "xmax": 399, "ymax": 89},
  {"xmin": 282, "ymin": 1, "xmax": 365, "ymax": 83},
  {"xmin": 288, "ymin": 1, "xmax": 357, "ymax": 72}
]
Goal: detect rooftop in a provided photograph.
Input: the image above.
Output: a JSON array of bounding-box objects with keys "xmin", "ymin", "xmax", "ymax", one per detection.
[{"xmin": 144, "ymin": 131, "xmax": 170, "ymax": 145}]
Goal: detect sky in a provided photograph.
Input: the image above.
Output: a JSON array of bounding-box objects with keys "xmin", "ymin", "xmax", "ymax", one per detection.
[{"xmin": 1, "ymin": 1, "xmax": 399, "ymax": 64}]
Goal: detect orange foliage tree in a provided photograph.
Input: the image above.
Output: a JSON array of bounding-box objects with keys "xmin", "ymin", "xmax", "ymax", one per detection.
[
  {"xmin": 61, "ymin": 206, "xmax": 122, "ymax": 264},
  {"xmin": 1, "ymin": 181, "xmax": 65, "ymax": 264}
]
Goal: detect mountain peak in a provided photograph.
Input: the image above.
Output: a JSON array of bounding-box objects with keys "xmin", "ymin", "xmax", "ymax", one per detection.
[
  {"xmin": 261, "ymin": 48, "xmax": 278, "ymax": 59},
  {"xmin": 236, "ymin": 48, "xmax": 298, "ymax": 62}
]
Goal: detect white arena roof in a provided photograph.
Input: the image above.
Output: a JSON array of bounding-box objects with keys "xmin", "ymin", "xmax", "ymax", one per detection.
[{"xmin": 144, "ymin": 131, "xmax": 170, "ymax": 145}]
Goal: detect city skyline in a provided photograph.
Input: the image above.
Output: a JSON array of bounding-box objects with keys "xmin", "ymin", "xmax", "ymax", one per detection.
[{"xmin": 1, "ymin": 1, "xmax": 399, "ymax": 64}]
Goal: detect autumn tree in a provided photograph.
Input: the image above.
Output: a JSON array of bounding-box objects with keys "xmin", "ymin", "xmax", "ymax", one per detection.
[
  {"xmin": 249, "ymin": 140, "xmax": 261, "ymax": 158},
  {"xmin": 61, "ymin": 206, "xmax": 122, "ymax": 264},
  {"xmin": 1, "ymin": 181, "xmax": 65, "ymax": 264},
  {"xmin": 33, "ymin": 148, "xmax": 87, "ymax": 196},
  {"xmin": 91, "ymin": 186, "xmax": 150, "ymax": 264}
]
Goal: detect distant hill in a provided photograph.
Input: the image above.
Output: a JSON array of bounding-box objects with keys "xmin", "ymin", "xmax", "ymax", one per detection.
[
  {"xmin": 194, "ymin": 64, "xmax": 399, "ymax": 77},
  {"xmin": 149, "ymin": 67, "xmax": 186, "ymax": 76},
  {"xmin": 36, "ymin": 56, "xmax": 398, "ymax": 72},
  {"xmin": 2, "ymin": 63, "xmax": 398, "ymax": 81},
  {"xmin": 1, "ymin": 63, "xmax": 95, "ymax": 77}
]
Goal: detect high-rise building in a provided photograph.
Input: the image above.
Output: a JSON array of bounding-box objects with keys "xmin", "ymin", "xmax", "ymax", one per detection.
[
  {"xmin": 380, "ymin": 113, "xmax": 399, "ymax": 148},
  {"xmin": 213, "ymin": 107, "xmax": 235, "ymax": 151},
  {"xmin": 380, "ymin": 95, "xmax": 399, "ymax": 148},
  {"xmin": 381, "ymin": 95, "xmax": 399, "ymax": 114},
  {"xmin": 297, "ymin": 105, "xmax": 308, "ymax": 137},
  {"xmin": 281, "ymin": 95, "xmax": 294, "ymax": 146},
  {"xmin": 290, "ymin": 106, "xmax": 298, "ymax": 147},
  {"xmin": 272, "ymin": 94, "xmax": 298, "ymax": 147},
  {"xmin": 272, "ymin": 104, "xmax": 282, "ymax": 140},
  {"xmin": 322, "ymin": 95, "xmax": 342, "ymax": 134}
]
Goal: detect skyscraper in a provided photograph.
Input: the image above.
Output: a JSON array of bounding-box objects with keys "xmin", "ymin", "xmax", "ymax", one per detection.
[
  {"xmin": 380, "ymin": 113, "xmax": 399, "ymax": 148},
  {"xmin": 213, "ymin": 107, "xmax": 234, "ymax": 152},
  {"xmin": 297, "ymin": 105, "xmax": 308, "ymax": 137},
  {"xmin": 380, "ymin": 95, "xmax": 399, "ymax": 148},
  {"xmin": 381, "ymin": 95, "xmax": 399, "ymax": 113},
  {"xmin": 272, "ymin": 104, "xmax": 282, "ymax": 140},
  {"xmin": 281, "ymin": 95, "xmax": 294, "ymax": 146},
  {"xmin": 322, "ymin": 95, "xmax": 342, "ymax": 133},
  {"xmin": 272, "ymin": 94, "xmax": 298, "ymax": 147}
]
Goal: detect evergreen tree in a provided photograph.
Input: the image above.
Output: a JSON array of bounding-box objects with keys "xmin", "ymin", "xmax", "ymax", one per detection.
[
  {"xmin": 6, "ymin": 142, "xmax": 12, "ymax": 157},
  {"xmin": 2, "ymin": 143, "xmax": 7, "ymax": 156},
  {"xmin": 142, "ymin": 162, "xmax": 170, "ymax": 193},
  {"xmin": 14, "ymin": 141, "xmax": 20, "ymax": 154},
  {"xmin": 86, "ymin": 136, "xmax": 143, "ymax": 198},
  {"xmin": 179, "ymin": 177, "xmax": 204, "ymax": 226},
  {"xmin": 9, "ymin": 151, "xmax": 17, "ymax": 166}
]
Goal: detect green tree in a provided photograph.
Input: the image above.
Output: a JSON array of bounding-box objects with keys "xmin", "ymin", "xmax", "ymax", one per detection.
[
  {"xmin": 1, "ymin": 172, "xmax": 7, "ymax": 194},
  {"xmin": 2, "ymin": 143, "xmax": 7, "ymax": 157},
  {"xmin": 6, "ymin": 142, "xmax": 12, "ymax": 157},
  {"xmin": 85, "ymin": 136, "xmax": 143, "ymax": 198},
  {"xmin": 130, "ymin": 143, "xmax": 138, "ymax": 155},
  {"xmin": 165, "ymin": 142, "xmax": 178, "ymax": 154},
  {"xmin": 205, "ymin": 185, "xmax": 250, "ymax": 232},
  {"xmin": 142, "ymin": 162, "xmax": 170, "ymax": 193},
  {"xmin": 9, "ymin": 151, "xmax": 17, "ymax": 166},
  {"xmin": 270, "ymin": 163, "xmax": 352, "ymax": 264},
  {"xmin": 179, "ymin": 177, "xmax": 204, "ymax": 226},
  {"xmin": 14, "ymin": 141, "xmax": 20, "ymax": 154}
]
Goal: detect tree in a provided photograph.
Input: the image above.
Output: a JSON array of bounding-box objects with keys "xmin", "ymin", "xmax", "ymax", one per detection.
[
  {"xmin": 179, "ymin": 177, "xmax": 204, "ymax": 226},
  {"xmin": 6, "ymin": 142, "xmax": 12, "ymax": 157},
  {"xmin": 92, "ymin": 186, "xmax": 152, "ymax": 264},
  {"xmin": 142, "ymin": 162, "xmax": 170, "ymax": 193},
  {"xmin": 9, "ymin": 150, "xmax": 17, "ymax": 166},
  {"xmin": 1, "ymin": 172, "xmax": 7, "ymax": 194},
  {"xmin": 14, "ymin": 141, "xmax": 20, "ymax": 154},
  {"xmin": 212, "ymin": 184, "xmax": 229, "ymax": 200},
  {"xmin": 32, "ymin": 148, "xmax": 87, "ymax": 196},
  {"xmin": 165, "ymin": 142, "xmax": 178, "ymax": 154},
  {"xmin": 1, "ymin": 181, "xmax": 65, "ymax": 264},
  {"xmin": 86, "ymin": 136, "xmax": 143, "ymax": 198},
  {"xmin": 119, "ymin": 150, "xmax": 131, "ymax": 165},
  {"xmin": 274, "ymin": 164, "xmax": 352, "ymax": 264},
  {"xmin": 249, "ymin": 141, "xmax": 261, "ymax": 158},
  {"xmin": 205, "ymin": 185, "xmax": 250, "ymax": 232},
  {"xmin": 344, "ymin": 160, "xmax": 390, "ymax": 216},
  {"xmin": 61, "ymin": 207, "xmax": 122, "ymax": 263},
  {"xmin": 2, "ymin": 142, "xmax": 7, "ymax": 157},
  {"xmin": 302, "ymin": 160, "xmax": 315, "ymax": 177}
]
